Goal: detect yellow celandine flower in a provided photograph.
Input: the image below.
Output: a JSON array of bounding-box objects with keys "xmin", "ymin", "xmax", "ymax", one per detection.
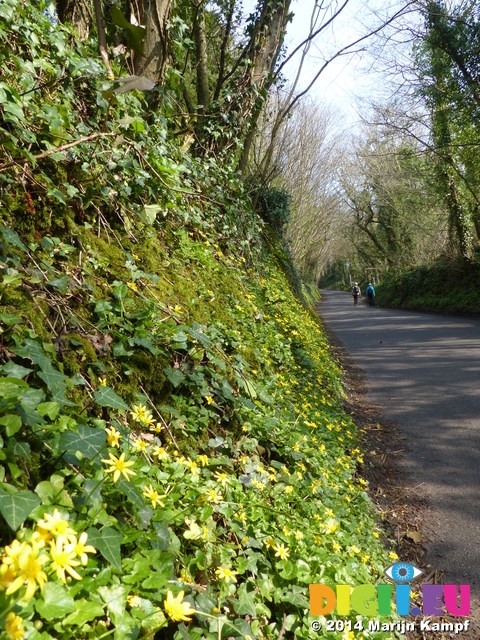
[
  {"xmin": 284, "ymin": 485, "xmax": 294, "ymax": 495},
  {"xmin": 127, "ymin": 594, "xmax": 141, "ymax": 607},
  {"xmin": 323, "ymin": 519, "xmax": 339, "ymax": 535},
  {"xmin": 5, "ymin": 541, "xmax": 48, "ymax": 602},
  {"xmin": 389, "ymin": 551, "xmax": 399, "ymax": 561},
  {"xmin": 215, "ymin": 566, "xmax": 239, "ymax": 583},
  {"xmin": 283, "ymin": 525, "xmax": 290, "ymax": 536},
  {"xmin": 98, "ymin": 377, "xmax": 107, "ymax": 387},
  {"xmin": 197, "ymin": 454, "xmax": 208, "ymax": 467},
  {"xmin": 150, "ymin": 422, "xmax": 164, "ymax": 433},
  {"xmin": 332, "ymin": 541, "xmax": 342, "ymax": 553},
  {"xmin": 241, "ymin": 425, "xmax": 248, "ymax": 432},
  {"xmin": 0, "ymin": 563, "xmax": 17, "ymax": 590},
  {"xmin": 273, "ymin": 543, "xmax": 290, "ymax": 560},
  {"xmin": 152, "ymin": 446, "xmax": 169, "ymax": 460},
  {"xmin": 73, "ymin": 532, "xmax": 96, "ymax": 565},
  {"xmin": 127, "ymin": 281, "xmax": 138, "ymax": 291},
  {"xmin": 294, "ymin": 530, "xmax": 303, "ymax": 541},
  {"xmin": 132, "ymin": 437, "xmax": 148, "ymax": 453},
  {"xmin": 205, "ymin": 489, "xmax": 222, "ymax": 504},
  {"xmin": 5, "ymin": 611, "xmax": 25, "ymax": 640},
  {"xmin": 264, "ymin": 537, "xmax": 275, "ymax": 549},
  {"xmin": 142, "ymin": 484, "xmax": 166, "ymax": 509},
  {"xmin": 106, "ymin": 426, "xmax": 121, "ymax": 448},
  {"xmin": 205, "ymin": 396, "xmax": 215, "ymax": 405},
  {"xmin": 342, "ymin": 631, "xmax": 355, "ymax": 640},
  {"xmin": 129, "ymin": 403, "xmax": 154, "ymax": 426},
  {"xmin": 213, "ymin": 471, "xmax": 228, "ymax": 487},
  {"xmin": 36, "ymin": 509, "xmax": 76, "ymax": 547},
  {"xmin": 102, "ymin": 452, "xmax": 136, "ymax": 483},
  {"xmin": 173, "ymin": 305, "xmax": 182, "ymax": 313},
  {"xmin": 49, "ymin": 538, "xmax": 82, "ymax": 583},
  {"xmin": 164, "ymin": 590, "xmax": 195, "ymax": 622}
]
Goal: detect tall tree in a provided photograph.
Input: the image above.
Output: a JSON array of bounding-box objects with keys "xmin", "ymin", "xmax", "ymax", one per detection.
[{"xmin": 134, "ymin": 0, "xmax": 173, "ymax": 83}]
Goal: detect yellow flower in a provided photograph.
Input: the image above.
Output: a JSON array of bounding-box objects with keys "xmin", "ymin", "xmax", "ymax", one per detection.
[
  {"xmin": 197, "ymin": 454, "xmax": 208, "ymax": 467},
  {"xmin": 284, "ymin": 485, "xmax": 294, "ymax": 495},
  {"xmin": 98, "ymin": 377, "xmax": 107, "ymax": 387},
  {"xmin": 5, "ymin": 612, "xmax": 25, "ymax": 640},
  {"xmin": 142, "ymin": 484, "xmax": 166, "ymax": 509},
  {"xmin": 127, "ymin": 594, "xmax": 141, "ymax": 607},
  {"xmin": 323, "ymin": 519, "xmax": 339, "ymax": 535},
  {"xmin": 153, "ymin": 446, "xmax": 169, "ymax": 460},
  {"xmin": 264, "ymin": 537, "xmax": 275, "ymax": 549},
  {"xmin": 342, "ymin": 631, "xmax": 355, "ymax": 640},
  {"xmin": 164, "ymin": 589, "xmax": 195, "ymax": 622},
  {"xmin": 73, "ymin": 532, "xmax": 96, "ymax": 565},
  {"xmin": 132, "ymin": 437, "xmax": 148, "ymax": 453},
  {"xmin": 205, "ymin": 489, "xmax": 222, "ymax": 504},
  {"xmin": 106, "ymin": 426, "xmax": 121, "ymax": 447},
  {"xmin": 215, "ymin": 566, "xmax": 238, "ymax": 583},
  {"xmin": 49, "ymin": 538, "xmax": 82, "ymax": 583},
  {"xmin": 129, "ymin": 403, "xmax": 154, "ymax": 426},
  {"xmin": 213, "ymin": 471, "xmax": 229, "ymax": 487},
  {"xmin": 205, "ymin": 395, "xmax": 215, "ymax": 405},
  {"xmin": 294, "ymin": 530, "xmax": 303, "ymax": 541},
  {"xmin": 102, "ymin": 451, "xmax": 136, "ymax": 483},
  {"xmin": 36, "ymin": 509, "xmax": 76, "ymax": 546},
  {"xmin": 389, "ymin": 551, "xmax": 399, "ymax": 561},
  {"xmin": 0, "ymin": 563, "xmax": 17, "ymax": 590},
  {"xmin": 5, "ymin": 541, "xmax": 48, "ymax": 602},
  {"xmin": 273, "ymin": 543, "xmax": 290, "ymax": 560}
]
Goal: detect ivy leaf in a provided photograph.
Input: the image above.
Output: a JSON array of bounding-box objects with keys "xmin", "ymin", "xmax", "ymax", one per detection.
[
  {"xmin": 110, "ymin": 7, "xmax": 145, "ymax": 55},
  {"xmin": 0, "ymin": 362, "xmax": 33, "ymax": 379},
  {"xmin": 0, "ymin": 486, "xmax": 40, "ymax": 530},
  {"xmin": 0, "ymin": 413, "xmax": 22, "ymax": 436},
  {"xmin": 116, "ymin": 476, "xmax": 144, "ymax": 508},
  {"xmin": 36, "ymin": 401, "xmax": 60, "ymax": 419},
  {"xmin": 164, "ymin": 367, "xmax": 184, "ymax": 388},
  {"xmin": 235, "ymin": 583, "xmax": 256, "ymax": 615},
  {"xmin": 35, "ymin": 582, "xmax": 75, "ymax": 620},
  {"xmin": 87, "ymin": 527, "xmax": 123, "ymax": 571},
  {"xmin": 58, "ymin": 424, "xmax": 106, "ymax": 462},
  {"xmin": 94, "ymin": 386, "xmax": 129, "ymax": 411}
]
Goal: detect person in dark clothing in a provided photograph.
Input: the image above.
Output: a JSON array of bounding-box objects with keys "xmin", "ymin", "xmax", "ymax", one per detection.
[
  {"xmin": 366, "ymin": 283, "xmax": 375, "ymax": 306},
  {"xmin": 352, "ymin": 282, "xmax": 361, "ymax": 305}
]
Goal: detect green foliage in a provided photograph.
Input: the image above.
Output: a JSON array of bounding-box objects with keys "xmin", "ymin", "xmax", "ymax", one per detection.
[
  {"xmin": 257, "ymin": 187, "xmax": 291, "ymax": 233},
  {"xmin": 376, "ymin": 258, "xmax": 480, "ymax": 313},
  {"xmin": 0, "ymin": 2, "xmax": 396, "ymax": 639}
]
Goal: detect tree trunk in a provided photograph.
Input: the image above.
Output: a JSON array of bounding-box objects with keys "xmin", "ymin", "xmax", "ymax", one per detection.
[
  {"xmin": 56, "ymin": 0, "xmax": 91, "ymax": 40},
  {"xmin": 193, "ymin": 4, "xmax": 210, "ymax": 111},
  {"xmin": 134, "ymin": 0, "xmax": 172, "ymax": 83}
]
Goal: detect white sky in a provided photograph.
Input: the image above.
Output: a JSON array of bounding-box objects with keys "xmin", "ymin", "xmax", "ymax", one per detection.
[{"xmin": 279, "ymin": 0, "xmax": 415, "ymax": 131}]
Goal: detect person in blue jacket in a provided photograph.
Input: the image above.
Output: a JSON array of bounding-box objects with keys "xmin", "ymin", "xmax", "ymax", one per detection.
[{"xmin": 366, "ymin": 283, "xmax": 375, "ymax": 306}]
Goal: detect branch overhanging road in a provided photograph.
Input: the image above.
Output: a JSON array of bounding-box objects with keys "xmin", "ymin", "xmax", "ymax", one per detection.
[{"xmin": 319, "ymin": 290, "xmax": 480, "ymax": 597}]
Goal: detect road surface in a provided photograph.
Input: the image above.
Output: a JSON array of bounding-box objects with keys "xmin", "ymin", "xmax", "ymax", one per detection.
[{"xmin": 319, "ymin": 290, "xmax": 480, "ymax": 604}]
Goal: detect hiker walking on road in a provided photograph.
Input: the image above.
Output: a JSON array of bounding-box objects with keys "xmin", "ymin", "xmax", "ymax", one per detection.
[
  {"xmin": 352, "ymin": 282, "xmax": 361, "ymax": 306},
  {"xmin": 366, "ymin": 283, "xmax": 375, "ymax": 306}
]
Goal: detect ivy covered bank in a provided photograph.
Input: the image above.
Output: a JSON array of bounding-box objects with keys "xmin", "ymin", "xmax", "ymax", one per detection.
[{"xmin": 0, "ymin": 2, "xmax": 396, "ymax": 639}]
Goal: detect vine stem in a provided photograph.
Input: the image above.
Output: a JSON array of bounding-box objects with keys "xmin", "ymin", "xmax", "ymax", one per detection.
[{"xmin": 0, "ymin": 132, "xmax": 117, "ymax": 171}]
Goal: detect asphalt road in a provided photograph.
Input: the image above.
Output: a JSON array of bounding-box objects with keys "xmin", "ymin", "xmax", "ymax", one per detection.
[{"xmin": 319, "ymin": 290, "xmax": 480, "ymax": 601}]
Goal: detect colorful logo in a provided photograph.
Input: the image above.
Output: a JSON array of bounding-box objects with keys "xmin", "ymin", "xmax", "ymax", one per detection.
[{"xmin": 309, "ymin": 562, "xmax": 471, "ymax": 617}]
